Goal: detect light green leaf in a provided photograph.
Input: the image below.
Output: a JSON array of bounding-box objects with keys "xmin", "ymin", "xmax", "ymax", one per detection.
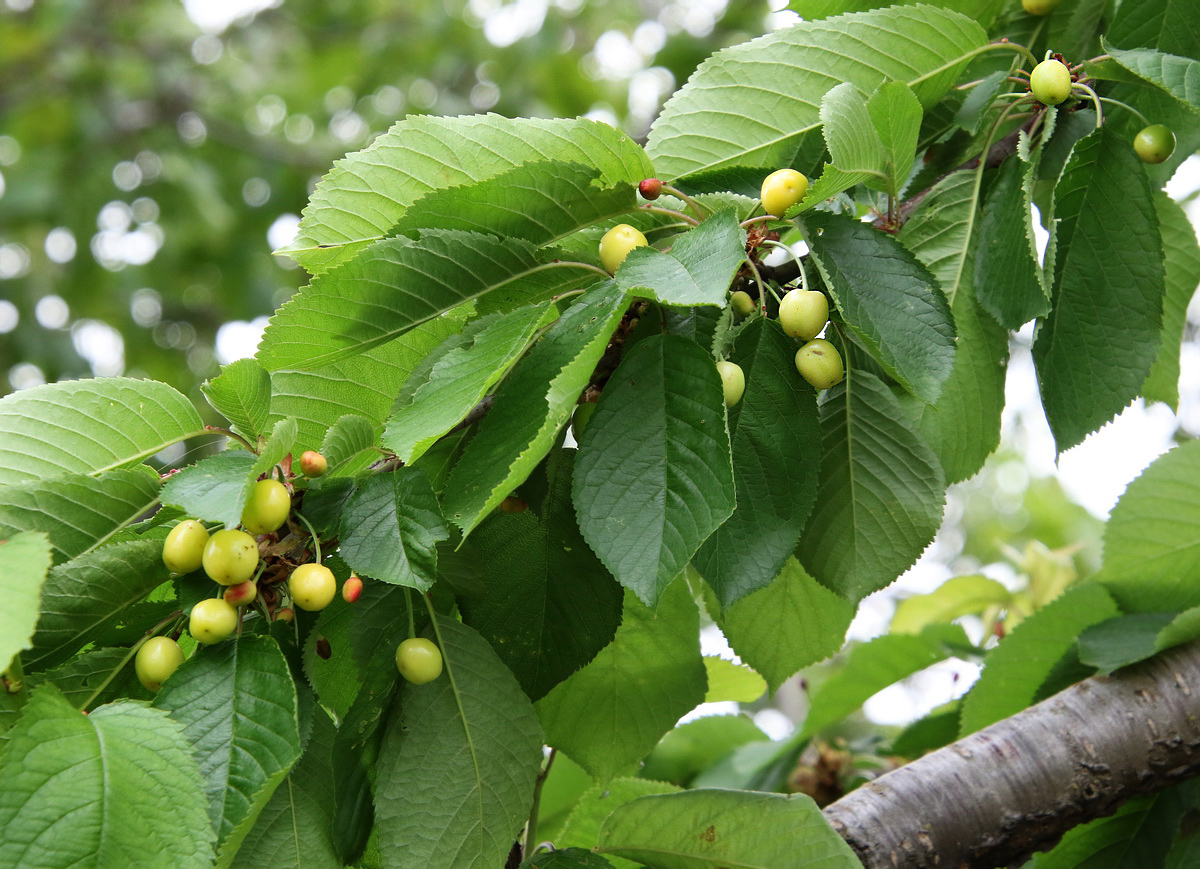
[
  {"xmin": 0, "ymin": 686, "xmax": 215, "ymax": 868},
  {"xmin": 718, "ymin": 558, "xmax": 855, "ymax": 695},
  {"xmin": 302, "ymin": 596, "xmax": 362, "ymax": 720},
  {"xmin": 161, "ymin": 452, "xmax": 257, "ymax": 529},
  {"xmin": 868, "ymin": 81, "xmax": 922, "ymax": 197},
  {"xmin": 646, "ymin": 5, "xmax": 985, "ymax": 180},
  {"xmin": 703, "ymin": 657, "xmax": 766, "ymax": 704},
  {"xmin": 24, "ymin": 540, "xmax": 170, "ymax": 672},
  {"xmin": 1106, "ymin": 43, "xmax": 1200, "ymax": 113},
  {"xmin": 250, "ymin": 417, "xmax": 297, "ymax": 479},
  {"xmin": 897, "ymin": 170, "xmax": 975, "ymax": 305},
  {"xmin": 230, "ymin": 707, "xmax": 341, "ymax": 869},
  {"xmin": 1098, "ymin": 440, "xmax": 1200, "ymax": 612},
  {"xmin": 574, "ymin": 334, "xmax": 735, "ymax": 606},
  {"xmin": 692, "ymin": 319, "xmax": 821, "ymax": 609},
  {"xmin": 1143, "ymin": 193, "xmax": 1200, "ymax": 410},
  {"xmin": 891, "ymin": 575, "xmax": 1012, "ymax": 634},
  {"xmin": 1033, "ymin": 128, "xmax": 1164, "ymax": 453},
  {"xmin": 959, "ymin": 583, "xmax": 1119, "ymax": 736},
  {"xmin": 153, "ymin": 635, "xmax": 303, "ymax": 863},
  {"xmin": 202, "ymin": 359, "xmax": 273, "ymax": 444},
  {"xmin": 337, "ymin": 468, "xmax": 448, "ymax": 591},
  {"xmin": 443, "ymin": 282, "xmax": 630, "ymax": 536},
  {"xmin": 616, "ymin": 211, "xmax": 747, "ymax": 307},
  {"xmin": 801, "ymin": 624, "xmax": 970, "ymax": 739},
  {"xmin": 270, "ymin": 308, "xmax": 470, "ymax": 459},
  {"xmin": 319, "ymin": 414, "xmax": 377, "ymax": 473},
  {"xmin": 0, "ymin": 377, "xmax": 206, "ymax": 486},
  {"xmin": 537, "ymin": 582, "xmax": 707, "ymax": 783},
  {"xmin": 598, "ymin": 789, "xmax": 861, "ymax": 868},
  {"xmin": 383, "ymin": 301, "xmax": 556, "ymax": 464},
  {"xmin": 0, "ymin": 532, "xmax": 52, "ymax": 672},
  {"xmin": 641, "ymin": 715, "xmax": 768, "ymax": 787},
  {"xmin": 283, "ymin": 115, "xmax": 652, "ymax": 273},
  {"xmin": 1076, "ymin": 612, "xmax": 1180, "ymax": 674},
  {"xmin": 805, "ymin": 211, "xmax": 956, "ymax": 403},
  {"xmin": 260, "ymin": 230, "xmax": 599, "ymax": 372},
  {"xmin": 559, "ymin": 778, "xmax": 681, "ymax": 869},
  {"xmin": 796, "ymin": 372, "xmax": 946, "ymax": 602},
  {"xmin": 789, "ymin": 0, "xmax": 1005, "ymax": 27},
  {"xmin": 374, "ymin": 617, "xmax": 545, "ymax": 869}
]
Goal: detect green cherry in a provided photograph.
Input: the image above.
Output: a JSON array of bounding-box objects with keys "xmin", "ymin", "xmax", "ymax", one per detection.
[
  {"xmin": 760, "ymin": 169, "xmax": 809, "ymax": 218},
  {"xmin": 1133, "ymin": 125, "xmax": 1176, "ymax": 164},
  {"xmin": 1030, "ymin": 59, "xmax": 1072, "ymax": 106},
  {"xmin": 162, "ymin": 519, "xmax": 210, "ymax": 574},
  {"xmin": 716, "ymin": 360, "xmax": 745, "ymax": 408},
  {"xmin": 599, "ymin": 224, "xmax": 648, "ymax": 273},
  {"xmin": 396, "ymin": 638, "xmax": 444, "ymax": 685}
]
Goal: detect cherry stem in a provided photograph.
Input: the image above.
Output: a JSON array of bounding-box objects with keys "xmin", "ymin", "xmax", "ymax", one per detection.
[
  {"xmin": 292, "ymin": 511, "xmax": 322, "ymax": 563},
  {"xmin": 78, "ymin": 611, "xmax": 184, "ymax": 711},
  {"xmin": 740, "ymin": 214, "xmax": 778, "ymax": 229},
  {"xmin": 1097, "ymin": 96, "xmax": 1149, "ymax": 125},
  {"xmin": 1071, "ymin": 82, "xmax": 1105, "ymax": 128},
  {"xmin": 743, "ymin": 256, "xmax": 776, "ymax": 307},
  {"xmin": 524, "ymin": 747, "xmax": 558, "ymax": 857},
  {"xmin": 404, "ymin": 587, "xmax": 417, "ymax": 640},
  {"xmin": 205, "ymin": 425, "xmax": 256, "ymax": 453},
  {"xmin": 660, "ymin": 184, "xmax": 711, "ymax": 218},
  {"xmin": 547, "ymin": 260, "xmax": 610, "ymax": 279},
  {"xmin": 640, "ymin": 204, "xmax": 700, "ymax": 225},
  {"xmin": 761, "ymin": 240, "xmax": 810, "ymax": 294}
]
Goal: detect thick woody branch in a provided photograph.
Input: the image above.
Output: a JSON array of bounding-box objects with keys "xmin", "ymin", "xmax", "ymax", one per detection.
[{"xmin": 823, "ymin": 640, "xmax": 1200, "ymax": 868}]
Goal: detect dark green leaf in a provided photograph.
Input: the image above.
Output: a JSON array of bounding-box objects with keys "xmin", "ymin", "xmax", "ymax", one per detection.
[
  {"xmin": 1143, "ymin": 193, "xmax": 1200, "ymax": 409},
  {"xmin": 519, "ymin": 850, "xmax": 617, "ymax": 869},
  {"xmin": 320, "ymin": 414, "xmax": 377, "ymax": 474},
  {"xmin": 1077, "ymin": 613, "xmax": 1178, "ymax": 674},
  {"xmin": 1032, "ymin": 789, "xmax": 1188, "ymax": 869},
  {"xmin": 975, "ymin": 157, "xmax": 1050, "ymax": 328}
]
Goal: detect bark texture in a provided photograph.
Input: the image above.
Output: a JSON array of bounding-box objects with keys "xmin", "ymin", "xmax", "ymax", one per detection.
[{"xmin": 823, "ymin": 640, "xmax": 1200, "ymax": 868}]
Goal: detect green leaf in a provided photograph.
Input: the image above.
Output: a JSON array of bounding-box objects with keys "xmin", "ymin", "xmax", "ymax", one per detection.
[
  {"xmin": 646, "ymin": 5, "xmax": 986, "ymax": 180},
  {"xmin": 796, "ymin": 372, "xmax": 946, "ymax": 602},
  {"xmin": 319, "ymin": 414, "xmax": 377, "ymax": 473},
  {"xmin": 25, "ymin": 539, "xmax": 171, "ymax": 672},
  {"xmin": 718, "ymin": 558, "xmax": 855, "ymax": 694},
  {"xmin": 574, "ymin": 334, "xmax": 735, "ymax": 606},
  {"xmin": 789, "ymin": 0, "xmax": 1005, "ymax": 27},
  {"xmin": 461, "ymin": 450, "xmax": 623, "ymax": 701},
  {"xmin": 641, "ymin": 715, "xmax": 769, "ymax": 786},
  {"xmin": 537, "ymin": 582, "xmax": 708, "ymax": 783},
  {"xmin": 868, "ymin": 81, "xmax": 923, "ymax": 198},
  {"xmin": 616, "ymin": 210, "xmax": 747, "ymax": 307},
  {"xmin": 31, "ymin": 646, "xmax": 150, "ymax": 711},
  {"xmin": 383, "ymin": 301, "xmax": 556, "ymax": 464},
  {"xmin": 897, "ymin": 170, "xmax": 975, "ymax": 304},
  {"xmin": 598, "ymin": 789, "xmax": 861, "ymax": 868},
  {"xmin": 0, "ymin": 468, "xmax": 160, "ymax": 564},
  {"xmin": 337, "ymin": 468, "xmax": 448, "ymax": 591},
  {"xmin": 0, "ymin": 377, "xmax": 206, "ymax": 486},
  {"xmin": 1106, "ymin": 43, "xmax": 1200, "ymax": 113},
  {"xmin": 702, "ymin": 657, "xmax": 766, "ymax": 704},
  {"xmin": 260, "ymin": 230, "xmax": 600, "ymax": 371},
  {"xmin": 1076, "ymin": 612, "xmax": 1179, "ymax": 674},
  {"xmin": 154, "ymin": 635, "xmax": 303, "ymax": 862},
  {"xmin": 692, "ymin": 320, "xmax": 821, "ymax": 608},
  {"xmin": 891, "ymin": 575, "xmax": 1012, "ymax": 635},
  {"xmin": 521, "ymin": 851, "xmax": 618, "ymax": 869},
  {"xmin": 0, "ymin": 686, "xmax": 215, "ymax": 868},
  {"xmin": 443, "ymin": 282, "xmax": 630, "ymax": 536},
  {"xmin": 203, "ymin": 358, "xmax": 273, "ymax": 444},
  {"xmin": 250, "ymin": 416, "xmax": 297, "ymax": 479},
  {"xmin": 388, "ymin": 160, "xmax": 637, "ymax": 248},
  {"xmin": 1032, "ymin": 789, "xmax": 1187, "ymax": 869},
  {"xmin": 374, "ymin": 617, "xmax": 545, "ymax": 869},
  {"xmin": 975, "ymin": 156, "xmax": 1051, "ymax": 328},
  {"xmin": 302, "ymin": 596, "xmax": 362, "ymax": 719},
  {"xmin": 160, "ymin": 451, "xmax": 257, "ymax": 529},
  {"xmin": 801, "ymin": 624, "xmax": 969, "ymax": 739},
  {"xmin": 1033, "ymin": 128, "xmax": 1165, "ymax": 452},
  {"xmin": 1143, "ymin": 193, "xmax": 1200, "ymax": 409},
  {"xmin": 283, "ymin": 115, "xmax": 652, "ymax": 274},
  {"xmin": 1109, "ymin": 0, "xmax": 1200, "ymax": 58},
  {"xmin": 805, "ymin": 211, "xmax": 956, "ymax": 403},
  {"xmin": 0, "ymin": 532, "xmax": 52, "ymax": 671},
  {"xmin": 959, "ymin": 583, "xmax": 1119, "ymax": 736},
  {"xmin": 1097, "ymin": 440, "xmax": 1200, "ymax": 613},
  {"xmin": 230, "ymin": 707, "xmax": 341, "ymax": 869},
  {"xmin": 270, "ymin": 305, "xmax": 472, "ymax": 456},
  {"xmin": 559, "ymin": 778, "xmax": 682, "ymax": 869}
]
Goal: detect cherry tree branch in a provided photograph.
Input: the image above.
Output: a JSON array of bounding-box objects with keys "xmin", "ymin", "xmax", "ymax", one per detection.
[{"xmin": 823, "ymin": 640, "xmax": 1200, "ymax": 868}]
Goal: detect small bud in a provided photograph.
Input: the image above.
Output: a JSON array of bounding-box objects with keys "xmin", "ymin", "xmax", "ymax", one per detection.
[
  {"xmin": 223, "ymin": 580, "xmax": 258, "ymax": 607},
  {"xmin": 638, "ymin": 178, "xmax": 663, "ymax": 200},
  {"xmin": 342, "ymin": 575, "xmax": 363, "ymax": 603},
  {"xmin": 299, "ymin": 450, "xmax": 328, "ymax": 478}
]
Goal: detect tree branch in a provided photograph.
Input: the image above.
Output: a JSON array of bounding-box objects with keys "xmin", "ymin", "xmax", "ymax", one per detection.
[{"xmin": 823, "ymin": 640, "xmax": 1200, "ymax": 868}]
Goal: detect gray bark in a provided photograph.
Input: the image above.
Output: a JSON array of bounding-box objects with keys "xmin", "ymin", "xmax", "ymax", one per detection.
[{"xmin": 823, "ymin": 640, "xmax": 1200, "ymax": 868}]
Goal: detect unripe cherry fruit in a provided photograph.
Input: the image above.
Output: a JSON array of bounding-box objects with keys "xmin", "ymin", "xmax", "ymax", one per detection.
[
  {"xmin": 274, "ymin": 607, "xmax": 294, "ymax": 623},
  {"xmin": 716, "ymin": 360, "xmax": 746, "ymax": 408},
  {"xmin": 730, "ymin": 290, "xmax": 756, "ymax": 317},
  {"xmin": 760, "ymin": 168, "xmax": 809, "ymax": 218},
  {"xmin": 289, "ymin": 563, "xmax": 337, "ymax": 612},
  {"xmin": 202, "ymin": 529, "xmax": 260, "ymax": 586},
  {"xmin": 162, "ymin": 519, "xmax": 210, "ymax": 574},
  {"xmin": 135, "ymin": 636, "xmax": 185, "ymax": 692},
  {"xmin": 223, "ymin": 580, "xmax": 257, "ymax": 608},
  {"xmin": 1133, "ymin": 124, "xmax": 1176, "ymax": 164},
  {"xmin": 1029, "ymin": 59, "xmax": 1072, "ymax": 106},
  {"xmin": 599, "ymin": 224, "xmax": 648, "ymax": 273},
  {"xmin": 795, "ymin": 339, "xmax": 845, "ymax": 389},
  {"xmin": 638, "ymin": 178, "xmax": 663, "ymax": 200},
  {"xmin": 778, "ymin": 290, "xmax": 829, "ymax": 340},
  {"xmin": 190, "ymin": 598, "xmax": 238, "ymax": 645},
  {"xmin": 1021, "ymin": 0, "xmax": 1059, "ymax": 15},
  {"xmin": 299, "ymin": 450, "xmax": 328, "ymax": 478},
  {"xmin": 395, "ymin": 637, "xmax": 444, "ymax": 685},
  {"xmin": 241, "ymin": 478, "xmax": 291, "ymax": 535},
  {"xmin": 342, "ymin": 575, "xmax": 363, "ymax": 603}
]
